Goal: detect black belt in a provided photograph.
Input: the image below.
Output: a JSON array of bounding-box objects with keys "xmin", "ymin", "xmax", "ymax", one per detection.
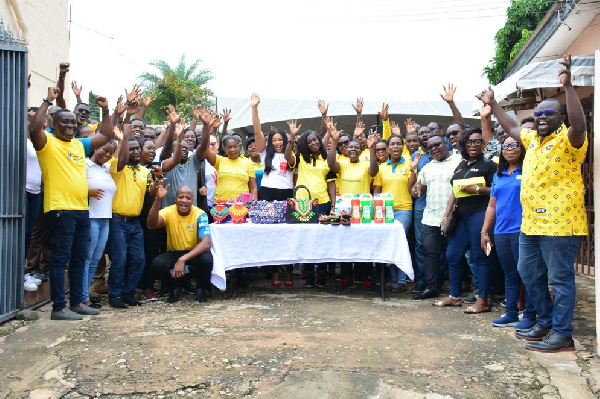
[{"xmin": 113, "ymin": 213, "xmax": 139, "ymax": 222}]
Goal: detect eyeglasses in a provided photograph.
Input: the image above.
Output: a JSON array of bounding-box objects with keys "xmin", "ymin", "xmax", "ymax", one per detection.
[
  {"xmin": 209, "ymin": 142, "xmax": 218, "ymax": 147},
  {"xmin": 464, "ymin": 139, "xmax": 483, "ymax": 147},
  {"xmin": 533, "ymin": 109, "xmax": 557, "ymax": 117},
  {"xmin": 338, "ymin": 140, "xmax": 349, "ymax": 146},
  {"xmin": 375, "ymin": 148, "xmax": 387, "ymax": 152},
  {"xmin": 447, "ymin": 130, "xmax": 460, "ymax": 137},
  {"xmin": 427, "ymin": 141, "xmax": 443, "ymax": 151},
  {"xmin": 501, "ymin": 142, "xmax": 520, "ymax": 150}
]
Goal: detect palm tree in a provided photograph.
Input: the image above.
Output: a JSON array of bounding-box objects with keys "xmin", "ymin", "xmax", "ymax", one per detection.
[{"xmin": 138, "ymin": 55, "xmax": 213, "ymax": 91}]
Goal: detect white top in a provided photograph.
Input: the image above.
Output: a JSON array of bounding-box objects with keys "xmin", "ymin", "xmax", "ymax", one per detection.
[
  {"xmin": 26, "ymin": 139, "xmax": 42, "ymax": 194},
  {"xmin": 419, "ymin": 153, "xmax": 462, "ymax": 227},
  {"xmin": 204, "ymin": 160, "xmax": 217, "ymax": 207},
  {"xmin": 86, "ymin": 159, "xmax": 117, "ymax": 219},
  {"xmin": 259, "ymin": 150, "xmax": 294, "ymax": 190}
]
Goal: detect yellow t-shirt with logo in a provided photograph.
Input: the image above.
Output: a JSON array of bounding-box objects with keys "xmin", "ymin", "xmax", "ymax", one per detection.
[
  {"xmin": 214, "ymin": 155, "xmax": 255, "ymax": 202},
  {"xmin": 373, "ymin": 158, "xmax": 413, "ymax": 210},
  {"xmin": 110, "ymin": 159, "xmax": 151, "ymax": 216},
  {"xmin": 159, "ymin": 205, "xmax": 210, "ymax": 251},
  {"xmin": 36, "ymin": 132, "xmax": 88, "ymax": 212},
  {"xmin": 520, "ymin": 124, "xmax": 588, "ymax": 236},
  {"xmin": 292, "ymin": 154, "xmax": 334, "ymax": 204},
  {"xmin": 338, "ymin": 161, "xmax": 372, "ymax": 195}
]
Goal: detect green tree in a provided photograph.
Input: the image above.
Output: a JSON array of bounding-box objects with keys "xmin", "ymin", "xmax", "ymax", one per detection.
[
  {"xmin": 483, "ymin": 0, "xmax": 554, "ymax": 84},
  {"xmin": 88, "ymin": 90, "xmax": 100, "ymax": 122},
  {"xmin": 138, "ymin": 55, "xmax": 214, "ymax": 124}
]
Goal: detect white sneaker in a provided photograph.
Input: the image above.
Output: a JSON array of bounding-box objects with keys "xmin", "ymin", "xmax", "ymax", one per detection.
[
  {"xmin": 26, "ymin": 273, "xmax": 42, "ymax": 286},
  {"xmin": 24, "ymin": 275, "xmax": 38, "ymax": 291}
]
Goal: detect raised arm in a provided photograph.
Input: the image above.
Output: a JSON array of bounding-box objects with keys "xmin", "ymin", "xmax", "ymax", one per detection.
[
  {"xmin": 190, "ymin": 104, "xmax": 201, "ymax": 131},
  {"xmin": 404, "ymin": 118, "xmax": 416, "ymax": 136},
  {"xmin": 476, "ymin": 87, "xmax": 521, "ymax": 141},
  {"xmin": 161, "ymin": 120, "xmax": 185, "ymax": 173},
  {"xmin": 285, "ymin": 119, "xmax": 301, "ymax": 167},
  {"xmin": 147, "ymin": 178, "xmax": 169, "ymax": 229},
  {"xmin": 251, "ymin": 93, "xmax": 266, "ymax": 153},
  {"xmin": 111, "ymin": 95, "xmax": 127, "ymax": 129},
  {"xmin": 56, "ymin": 62, "xmax": 69, "ymax": 109},
  {"xmin": 123, "ymin": 85, "xmax": 142, "ymax": 124},
  {"xmin": 71, "ymin": 80, "xmax": 83, "ymax": 104},
  {"xmin": 161, "ymin": 104, "xmax": 181, "ymax": 160},
  {"xmin": 116, "ymin": 124, "xmax": 132, "ymax": 172},
  {"xmin": 378, "ymin": 103, "xmax": 390, "ymax": 140},
  {"xmin": 560, "ymin": 54, "xmax": 587, "ymax": 148},
  {"xmin": 326, "ymin": 117, "xmax": 341, "ymax": 174},
  {"xmin": 199, "ymin": 109, "xmax": 217, "ymax": 165},
  {"xmin": 352, "ymin": 97, "xmax": 364, "ymax": 125},
  {"xmin": 90, "ymin": 96, "xmax": 113, "ymax": 151},
  {"xmin": 135, "ymin": 92, "xmax": 154, "ymax": 120},
  {"xmin": 480, "ymin": 104, "xmax": 493, "ymax": 145},
  {"xmin": 222, "ymin": 108, "xmax": 231, "ymax": 137},
  {"xmin": 440, "ymin": 83, "xmax": 464, "ymax": 124},
  {"xmin": 30, "ymin": 87, "xmax": 60, "ymax": 151},
  {"xmin": 318, "ymin": 99, "xmax": 329, "ymax": 138},
  {"xmin": 367, "ymin": 134, "xmax": 379, "ymax": 177}
]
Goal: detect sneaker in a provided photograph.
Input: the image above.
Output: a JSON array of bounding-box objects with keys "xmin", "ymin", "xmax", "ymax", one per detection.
[
  {"xmin": 491, "ymin": 315, "xmax": 519, "ymax": 327},
  {"xmin": 463, "ymin": 290, "xmax": 480, "ymax": 303},
  {"xmin": 51, "ymin": 308, "xmax": 83, "ymax": 321},
  {"xmin": 143, "ymin": 289, "xmax": 158, "ymax": 301},
  {"xmin": 154, "ymin": 288, "xmax": 170, "ymax": 298},
  {"xmin": 70, "ymin": 304, "xmax": 101, "ymax": 316},
  {"xmin": 109, "ymin": 297, "xmax": 129, "ymax": 309},
  {"xmin": 122, "ymin": 295, "xmax": 142, "ymax": 307},
  {"xmin": 515, "ymin": 318, "xmax": 537, "ymax": 331},
  {"xmin": 24, "ymin": 276, "xmax": 38, "ymax": 292},
  {"xmin": 27, "ymin": 272, "xmax": 45, "ymax": 285},
  {"xmin": 316, "ymin": 278, "xmax": 326, "ymax": 288},
  {"xmin": 410, "ymin": 282, "xmax": 426, "ymax": 294}
]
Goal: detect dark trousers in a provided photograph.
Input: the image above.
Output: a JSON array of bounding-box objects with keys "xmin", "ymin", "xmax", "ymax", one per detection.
[
  {"xmin": 45, "ymin": 210, "xmax": 90, "ymax": 311},
  {"xmin": 26, "ymin": 199, "xmax": 52, "ymax": 273},
  {"xmin": 25, "ymin": 192, "xmax": 41, "ymax": 254},
  {"xmin": 139, "ymin": 226, "xmax": 166, "ymax": 290},
  {"xmin": 422, "ymin": 224, "xmax": 447, "ymax": 291},
  {"xmin": 151, "ymin": 251, "xmax": 213, "ymax": 289}
]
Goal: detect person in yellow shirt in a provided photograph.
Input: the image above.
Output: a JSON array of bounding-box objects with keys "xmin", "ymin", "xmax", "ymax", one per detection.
[
  {"xmin": 373, "ymin": 135, "xmax": 420, "ymax": 293},
  {"xmin": 148, "ymin": 182, "xmax": 213, "ymax": 303},
  {"xmin": 30, "ymin": 87, "xmax": 114, "ymax": 321},
  {"xmin": 478, "ymin": 54, "xmax": 587, "ymax": 353},
  {"xmin": 106, "ymin": 126, "xmax": 153, "ymax": 309}
]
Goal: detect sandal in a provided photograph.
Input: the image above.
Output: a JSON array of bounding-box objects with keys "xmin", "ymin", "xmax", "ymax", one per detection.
[
  {"xmin": 330, "ymin": 215, "xmax": 341, "ymax": 225},
  {"xmin": 271, "ymin": 281, "xmax": 282, "ymax": 287},
  {"xmin": 319, "ymin": 215, "xmax": 330, "ymax": 224},
  {"xmin": 340, "ymin": 214, "xmax": 351, "ymax": 225},
  {"xmin": 464, "ymin": 298, "xmax": 491, "ymax": 314},
  {"xmin": 432, "ymin": 297, "xmax": 462, "ymax": 307},
  {"xmin": 284, "ymin": 281, "xmax": 294, "ymax": 287}
]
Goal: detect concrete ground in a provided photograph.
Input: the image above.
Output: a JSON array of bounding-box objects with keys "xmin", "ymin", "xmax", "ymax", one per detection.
[{"xmin": 1, "ymin": 275, "xmax": 599, "ymax": 398}]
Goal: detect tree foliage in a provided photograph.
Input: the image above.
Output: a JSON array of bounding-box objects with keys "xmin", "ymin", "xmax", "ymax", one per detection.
[
  {"xmin": 138, "ymin": 55, "xmax": 214, "ymax": 124},
  {"xmin": 483, "ymin": 0, "xmax": 554, "ymax": 85},
  {"xmin": 87, "ymin": 90, "xmax": 100, "ymax": 122}
]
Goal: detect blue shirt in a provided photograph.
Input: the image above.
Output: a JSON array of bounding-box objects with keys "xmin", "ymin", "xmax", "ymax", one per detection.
[
  {"xmin": 412, "ymin": 150, "xmax": 432, "ymax": 211},
  {"xmin": 490, "ymin": 165, "xmax": 523, "ymax": 234}
]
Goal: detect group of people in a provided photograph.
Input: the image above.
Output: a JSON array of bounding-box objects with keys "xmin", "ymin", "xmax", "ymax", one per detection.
[{"xmin": 23, "ymin": 56, "xmax": 587, "ymax": 353}]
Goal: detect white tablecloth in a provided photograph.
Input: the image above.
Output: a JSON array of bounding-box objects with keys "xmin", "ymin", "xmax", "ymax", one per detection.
[{"xmin": 209, "ymin": 221, "xmax": 413, "ymax": 290}]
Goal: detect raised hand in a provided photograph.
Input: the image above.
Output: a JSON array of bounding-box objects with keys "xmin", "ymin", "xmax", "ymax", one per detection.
[
  {"xmin": 404, "ymin": 118, "xmax": 416, "ymax": 134},
  {"xmin": 559, "ymin": 53, "xmax": 572, "ymax": 87},
  {"xmin": 222, "ymin": 108, "xmax": 232, "ymax": 123},
  {"xmin": 352, "ymin": 97, "xmax": 364, "ymax": 114},
  {"xmin": 440, "ymin": 83, "xmax": 457, "ymax": 103},
  {"xmin": 317, "ymin": 100, "xmax": 328, "ymax": 116},
  {"xmin": 126, "ymin": 100, "xmax": 140, "ymax": 115},
  {"xmin": 390, "ymin": 120, "xmax": 401, "ymax": 135},
  {"xmin": 480, "ymin": 104, "xmax": 492, "ymax": 118},
  {"xmin": 122, "ymin": 123, "xmax": 133, "ymax": 138},
  {"xmin": 287, "ymin": 119, "xmax": 302, "ymax": 138},
  {"xmin": 113, "ymin": 125, "xmax": 123, "ymax": 141},
  {"xmin": 156, "ymin": 178, "xmax": 170, "ymax": 199},
  {"xmin": 47, "ymin": 87, "xmax": 60, "ymax": 101},
  {"xmin": 175, "ymin": 118, "xmax": 186, "ymax": 138},
  {"xmin": 210, "ymin": 113, "xmax": 222, "ymax": 129},
  {"xmin": 114, "ymin": 95, "xmax": 126, "ymax": 116},
  {"xmin": 367, "ymin": 133, "xmax": 379, "ymax": 149},
  {"xmin": 199, "ymin": 108, "xmax": 212, "ymax": 125},
  {"xmin": 354, "ymin": 121, "xmax": 366, "ymax": 137},
  {"xmin": 142, "ymin": 92, "xmax": 155, "ymax": 107},
  {"xmin": 378, "ymin": 103, "xmax": 389, "ymax": 120},
  {"xmin": 59, "ymin": 62, "xmax": 70, "ymax": 75},
  {"xmin": 71, "ymin": 81, "xmax": 82, "ymax": 96},
  {"xmin": 251, "ymin": 93, "xmax": 260, "ymax": 108},
  {"xmin": 193, "ymin": 104, "xmax": 203, "ymax": 120},
  {"xmin": 476, "ymin": 86, "xmax": 495, "ymax": 106},
  {"xmin": 95, "ymin": 95, "xmax": 108, "ymax": 108},
  {"xmin": 410, "ymin": 152, "xmax": 421, "ymax": 170},
  {"xmin": 124, "ymin": 84, "xmax": 141, "ymax": 104},
  {"xmin": 166, "ymin": 104, "xmax": 182, "ymax": 124},
  {"xmin": 88, "ymin": 188, "xmax": 105, "ymax": 200},
  {"xmin": 325, "ymin": 117, "xmax": 340, "ymax": 140}
]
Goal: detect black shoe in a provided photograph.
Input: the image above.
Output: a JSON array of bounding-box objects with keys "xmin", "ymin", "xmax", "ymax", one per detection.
[
  {"xmin": 155, "ymin": 288, "xmax": 170, "ymax": 298},
  {"xmin": 168, "ymin": 287, "xmax": 181, "ymax": 303},
  {"xmin": 109, "ymin": 297, "xmax": 129, "ymax": 309},
  {"xmin": 89, "ymin": 297, "xmax": 102, "ymax": 304},
  {"xmin": 410, "ymin": 282, "xmax": 426, "ymax": 294},
  {"xmin": 206, "ymin": 285, "xmax": 213, "ymax": 298},
  {"xmin": 515, "ymin": 324, "xmax": 551, "ymax": 341},
  {"xmin": 89, "ymin": 303, "xmax": 102, "ymax": 309},
  {"xmin": 122, "ymin": 295, "xmax": 142, "ymax": 307},
  {"xmin": 195, "ymin": 288, "xmax": 207, "ymax": 303},
  {"xmin": 525, "ymin": 332, "xmax": 575, "ymax": 353},
  {"xmin": 182, "ymin": 277, "xmax": 195, "ymax": 294},
  {"xmin": 413, "ymin": 288, "xmax": 438, "ymax": 300}
]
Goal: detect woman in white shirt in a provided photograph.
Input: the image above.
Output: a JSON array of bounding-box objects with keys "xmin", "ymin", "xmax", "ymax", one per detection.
[{"xmin": 84, "ymin": 141, "xmax": 117, "ymax": 307}]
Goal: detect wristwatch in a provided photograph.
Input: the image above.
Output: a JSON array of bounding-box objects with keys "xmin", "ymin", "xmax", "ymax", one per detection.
[
  {"xmin": 475, "ymin": 185, "xmax": 480, "ymax": 194},
  {"xmin": 43, "ymin": 98, "xmax": 53, "ymax": 105}
]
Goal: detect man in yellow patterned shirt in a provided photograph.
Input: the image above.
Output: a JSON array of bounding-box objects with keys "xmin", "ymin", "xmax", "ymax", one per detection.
[{"xmin": 480, "ymin": 54, "xmax": 587, "ymax": 353}]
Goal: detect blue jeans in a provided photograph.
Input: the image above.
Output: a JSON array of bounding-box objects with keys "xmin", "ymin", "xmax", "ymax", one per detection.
[
  {"xmin": 84, "ymin": 218, "xmax": 110, "ymax": 302},
  {"xmin": 413, "ymin": 209, "xmax": 425, "ymax": 284},
  {"xmin": 446, "ymin": 211, "xmax": 491, "ymax": 298},
  {"xmin": 518, "ymin": 233, "xmax": 582, "ymax": 337},
  {"xmin": 495, "ymin": 233, "xmax": 535, "ymax": 320},
  {"xmin": 25, "ymin": 192, "xmax": 41, "ymax": 254},
  {"xmin": 107, "ymin": 217, "xmax": 146, "ymax": 299},
  {"xmin": 389, "ymin": 210, "xmax": 412, "ymax": 284},
  {"xmin": 45, "ymin": 210, "xmax": 90, "ymax": 311}
]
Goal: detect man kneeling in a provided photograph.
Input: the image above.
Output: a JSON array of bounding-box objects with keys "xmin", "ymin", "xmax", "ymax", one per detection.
[{"xmin": 148, "ymin": 181, "xmax": 213, "ymax": 303}]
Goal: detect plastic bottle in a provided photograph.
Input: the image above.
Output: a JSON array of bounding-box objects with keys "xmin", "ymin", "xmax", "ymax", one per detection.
[
  {"xmin": 361, "ymin": 194, "xmax": 373, "ymax": 223},
  {"xmin": 351, "ymin": 197, "xmax": 361, "ymax": 224},
  {"xmin": 385, "ymin": 197, "xmax": 395, "ymax": 223},
  {"xmin": 373, "ymin": 199, "xmax": 384, "ymax": 223}
]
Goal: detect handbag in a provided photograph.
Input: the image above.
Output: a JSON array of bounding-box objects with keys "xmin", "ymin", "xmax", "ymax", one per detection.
[
  {"xmin": 248, "ymin": 200, "xmax": 287, "ymax": 224},
  {"xmin": 286, "ymin": 185, "xmax": 319, "ymax": 224},
  {"xmin": 441, "ymin": 203, "xmax": 458, "ymax": 235}
]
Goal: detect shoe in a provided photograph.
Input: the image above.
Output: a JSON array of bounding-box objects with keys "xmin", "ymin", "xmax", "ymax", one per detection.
[
  {"xmin": 284, "ymin": 281, "xmax": 294, "ymax": 287},
  {"xmin": 515, "ymin": 318, "xmax": 537, "ymax": 331},
  {"xmin": 386, "ymin": 283, "xmax": 407, "ymax": 293},
  {"xmin": 24, "ymin": 276, "xmax": 38, "ymax": 292},
  {"xmin": 515, "ymin": 324, "xmax": 551, "ymax": 341},
  {"xmin": 29, "ymin": 270, "xmax": 48, "ymax": 283},
  {"xmin": 122, "ymin": 295, "xmax": 142, "ymax": 307},
  {"xmin": 109, "ymin": 297, "xmax": 129, "ymax": 309},
  {"xmin": 337, "ymin": 278, "xmax": 350, "ymax": 287},
  {"xmin": 168, "ymin": 287, "xmax": 181, "ymax": 303},
  {"xmin": 410, "ymin": 282, "xmax": 426, "ymax": 294},
  {"xmin": 51, "ymin": 308, "xmax": 83, "ymax": 321},
  {"xmin": 464, "ymin": 298, "xmax": 491, "ymax": 314},
  {"xmin": 316, "ymin": 279, "xmax": 326, "ymax": 288},
  {"xmin": 305, "ymin": 280, "xmax": 315, "ymax": 288},
  {"xmin": 492, "ymin": 315, "xmax": 519, "ymax": 327},
  {"xmin": 154, "ymin": 288, "xmax": 170, "ymax": 298},
  {"xmin": 144, "ymin": 289, "xmax": 158, "ymax": 301},
  {"xmin": 89, "ymin": 303, "xmax": 102, "ymax": 309},
  {"xmin": 195, "ymin": 288, "xmax": 208, "ymax": 302},
  {"xmin": 362, "ymin": 280, "xmax": 372, "ymax": 288},
  {"xmin": 94, "ymin": 284, "xmax": 109, "ymax": 294},
  {"xmin": 525, "ymin": 332, "xmax": 575, "ymax": 353},
  {"xmin": 413, "ymin": 288, "xmax": 438, "ymax": 300},
  {"xmin": 89, "ymin": 297, "xmax": 102, "ymax": 304},
  {"xmin": 26, "ymin": 273, "xmax": 42, "ymax": 285},
  {"xmin": 271, "ymin": 281, "xmax": 282, "ymax": 287},
  {"xmin": 463, "ymin": 290, "xmax": 479, "ymax": 303},
  {"xmin": 70, "ymin": 304, "xmax": 101, "ymax": 316}
]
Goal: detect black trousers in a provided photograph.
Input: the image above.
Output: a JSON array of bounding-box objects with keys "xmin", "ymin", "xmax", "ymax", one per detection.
[
  {"xmin": 422, "ymin": 224, "xmax": 447, "ymax": 291},
  {"xmin": 151, "ymin": 251, "xmax": 213, "ymax": 289}
]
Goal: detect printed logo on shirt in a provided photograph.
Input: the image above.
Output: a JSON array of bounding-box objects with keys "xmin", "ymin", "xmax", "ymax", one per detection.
[
  {"xmin": 197, "ymin": 213, "xmax": 211, "ymax": 238},
  {"xmin": 66, "ymin": 152, "xmax": 84, "ymax": 163},
  {"xmin": 545, "ymin": 145, "xmax": 554, "ymax": 151},
  {"xmin": 516, "ymin": 175, "xmax": 522, "ymax": 180},
  {"xmin": 533, "ymin": 204, "xmax": 548, "ymax": 216}
]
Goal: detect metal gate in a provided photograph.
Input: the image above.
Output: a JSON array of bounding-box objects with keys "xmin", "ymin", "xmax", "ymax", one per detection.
[{"xmin": 0, "ymin": 21, "xmax": 28, "ymax": 322}]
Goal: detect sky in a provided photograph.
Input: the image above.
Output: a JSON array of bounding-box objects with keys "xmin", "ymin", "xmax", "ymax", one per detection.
[{"xmin": 68, "ymin": 0, "xmax": 511, "ymax": 107}]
